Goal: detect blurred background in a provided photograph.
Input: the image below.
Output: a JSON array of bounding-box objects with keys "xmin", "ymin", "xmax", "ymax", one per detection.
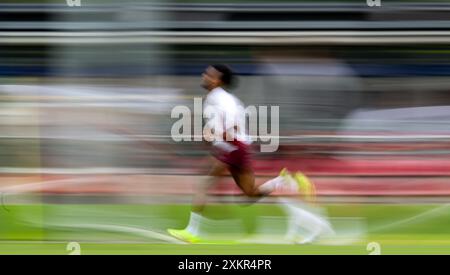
[{"xmin": 1, "ymin": 0, "xmax": 450, "ymax": 254}]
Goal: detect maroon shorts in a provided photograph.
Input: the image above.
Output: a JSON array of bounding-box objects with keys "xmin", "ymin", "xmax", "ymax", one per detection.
[{"xmin": 212, "ymin": 140, "xmax": 252, "ymax": 171}]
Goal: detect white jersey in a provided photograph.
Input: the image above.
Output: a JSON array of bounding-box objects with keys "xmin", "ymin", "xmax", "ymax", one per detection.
[{"xmin": 203, "ymin": 87, "xmax": 250, "ymax": 144}]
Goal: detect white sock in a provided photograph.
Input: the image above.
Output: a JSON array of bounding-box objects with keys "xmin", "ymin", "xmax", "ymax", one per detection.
[
  {"xmin": 278, "ymin": 198, "xmax": 333, "ymax": 243},
  {"xmin": 185, "ymin": 212, "xmax": 203, "ymax": 235},
  {"xmin": 258, "ymin": 175, "xmax": 294, "ymax": 194}
]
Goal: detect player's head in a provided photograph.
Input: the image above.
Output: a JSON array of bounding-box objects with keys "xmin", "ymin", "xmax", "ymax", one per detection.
[{"xmin": 201, "ymin": 64, "xmax": 234, "ymax": 91}]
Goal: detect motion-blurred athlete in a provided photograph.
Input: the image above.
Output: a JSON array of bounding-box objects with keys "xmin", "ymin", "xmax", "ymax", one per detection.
[{"xmin": 168, "ymin": 64, "xmax": 333, "ymax": 244}]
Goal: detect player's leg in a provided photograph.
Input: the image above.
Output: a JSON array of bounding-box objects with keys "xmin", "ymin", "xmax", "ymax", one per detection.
[
  {"xmin": 282, "ymin": 172, "xmax": 335, "ymax": 244},
  {"xmin": 167, "ymin": 158, "xmax": 227, "ymax": 242},
  {"xmin": 227, "ymin": 142, "xmax": 295, "ymax": 198},
  {"xmin": 192, "ymin": 159, "xmax": 228, "ymax": 213},
  {"xmin": 232, "ymin": 166, "xmax": 334, "ymax": 244},
  {"xmin": 282, "ymin": 197, "xmax": 334, "ymax": 244},
  {"xmin": 258, "ymin": 168, "xmax": 298, "ymax": 194},
  {"xmin": 231, "ymin": 166, "xmax": 298, "ymax": 197},
  {"xmin": 230, "ymin": 167, "xmax": 262, "ymax": 198}
]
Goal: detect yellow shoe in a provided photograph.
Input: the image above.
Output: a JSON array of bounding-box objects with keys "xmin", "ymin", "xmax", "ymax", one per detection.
[
  {"xmin": 167, "ymin": 228, "xmax": 202, "ymax": 243},
  {"xmin": 167, "ymin": 229, "xmax": 238, "ymax": 244},
  {"xmin": 293, "ymin": 172, "xmax": 317, "ymax": 203},
  {"xmin": 279, "ymin": 167, "xmax": 290, "ymax": 178},
  {"xmin": 278, "ymin": 168, "xmax": 299, "ymax": 193}
]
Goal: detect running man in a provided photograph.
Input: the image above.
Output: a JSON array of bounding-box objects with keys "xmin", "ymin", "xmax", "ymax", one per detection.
[{"xmin": 168, "ymin": 64, "xmax": 333, "ymax": 244}]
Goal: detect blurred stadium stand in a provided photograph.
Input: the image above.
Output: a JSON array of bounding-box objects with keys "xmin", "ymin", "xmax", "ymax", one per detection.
[{"xmin": 1, "ymin": 1, "xmax": 450, "ymax": 201}]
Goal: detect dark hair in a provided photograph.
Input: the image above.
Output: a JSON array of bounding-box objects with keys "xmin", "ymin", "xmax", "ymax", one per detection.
[{"xmin": 211, "ymin": 64, "xmax": 234, "ymax": 87}]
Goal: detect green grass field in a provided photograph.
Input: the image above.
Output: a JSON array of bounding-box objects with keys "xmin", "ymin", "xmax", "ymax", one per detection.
[{"xmin": 1, "ymin": 203, "xmax": 450, "ymax": 254}]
